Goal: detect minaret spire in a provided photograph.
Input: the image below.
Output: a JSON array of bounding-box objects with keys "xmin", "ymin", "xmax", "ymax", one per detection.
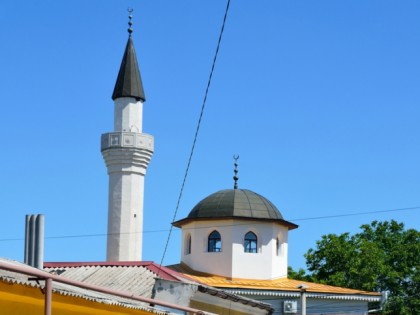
[
  {"xmin": 101, "ymin": 11, "xmax": 154, "ymax": 262},
  {"xmin": 112, "ymin": 10, "xmax": 146, "ymax": 102}
]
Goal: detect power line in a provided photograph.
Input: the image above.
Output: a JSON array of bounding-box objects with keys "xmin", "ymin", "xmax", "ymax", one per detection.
[
  {"xmin": 0, "ymin": 230, "xmax": 170, "ymax": 242},
  {"xmin": 1, "ymin": 206, "xmax": 418, "ymax": 243},
  {"xmin": 158, "ymin": 0, "xmax": 231, "ymax": 273},
  {"xmin": 290, "ymin": 206, "xmax": 420, "ymax": 222}
]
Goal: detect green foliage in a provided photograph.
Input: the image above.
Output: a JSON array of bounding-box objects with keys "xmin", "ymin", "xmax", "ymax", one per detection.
[
  {"xmin": 287, "ymin": 266, "xmax": 313, "ymax": 282},
  {"xmin": 303, "ymin": 220, "xmax": 419, "ymax": 314}
]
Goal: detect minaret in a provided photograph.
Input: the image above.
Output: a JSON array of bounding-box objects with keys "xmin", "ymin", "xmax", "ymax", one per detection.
[{"xmin": 101, "ymin": 12, "xmax": 154, "ymax": 261}]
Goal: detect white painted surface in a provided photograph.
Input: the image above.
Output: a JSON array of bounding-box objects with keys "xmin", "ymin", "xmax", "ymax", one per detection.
[
  {"xmin": 153, "ymin": 279, "xmax": 269, "ymax": 315},
  {"xmin": 101, "ymin": 145, "xmax": 153, "ymax": 176},
  {"xmin": 102, "ymin": 96, "xmax": 153, "ymax": 262},
  {"xmin": 153, "ymin": 279, "xmax": 198, "ymax": 307},
  {"xmin": 106, "ymin": 171, "xmax": 145, "ymax": 261},
  {"xmin": 114, "ymin": 97, "xmax": 143, "ymax": 132},
  {"xmin": 180, "ymin": 219, "xmax": 289, "ymax": 279}
]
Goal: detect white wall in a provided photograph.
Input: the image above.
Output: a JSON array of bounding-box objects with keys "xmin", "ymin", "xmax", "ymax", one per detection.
[
  {"xmin": 107, "ymin": 172, "xmax": 144, "ymax": 261},
  {"xmin": 114, "ymin": 97, "xmax": 143, "ymax": 132},
  {"xmin": 102, "ymin": 95, "xmax": 153, "ymax": 262},
  {"xmin": 180, "ymin": 219, "xmax": 289, "ymax": 279}
]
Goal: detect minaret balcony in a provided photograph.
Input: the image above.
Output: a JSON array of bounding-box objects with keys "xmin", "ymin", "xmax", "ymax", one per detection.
[
  {"xmin": 101, "ymin": 132, "xmax": 154, "ymax": 152},
  {"xmin": 101, "ymin": 132, "xmax": 154, "ymax": 176}
]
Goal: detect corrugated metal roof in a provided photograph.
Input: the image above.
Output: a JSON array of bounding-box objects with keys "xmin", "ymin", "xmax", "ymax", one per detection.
[
  {"xmin": 52, "ymin": 265, "xmax": 155, "ymax": 297},
  {"xmin": 225, "ymin": 289, "xmax": 381, "ymax": 302},
  {"xmin": 43, "ymin": 261, "xmax": 276, "ymax": 313},
  {"xmin": 44, "ymin": 261, "xmax": 196, "ymax": 299},
  {"xmin": 45, "ymin": 264, "xmax": 153, "ymax": 298},
  {"xmin": 44, "ymin": 261, "xmax": 185, "ymax": 281},
  {"xmin": 0, "ymin": 258, "xmax": 170, "ymax": 314}
]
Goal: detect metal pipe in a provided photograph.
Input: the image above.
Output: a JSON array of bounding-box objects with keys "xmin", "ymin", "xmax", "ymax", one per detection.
[
  {"xmin": 24, "ymin": 215, "xmax": 31, "ymax": 265},
  {"xmin": 29, "ymin": 215, "xmax": 36, "ymax": 266},
  {"xmin": 34, "ymin": 215, "xmax": 44, "ymax": 269},
  {"xmin": 297, "ymin": 284, "xmax": 308, "ymax": 315},
  {"xmin": 0, "ymin": 260, "xmax": 205, "ymax": 314},
  {"xmin": 44, "ymin": 277, "xmax": 52, "ymax": 315},
  {"xmin": 29, "ymin": 215, "xmax": 36, "ymax": 267},
  {"xmin": 301, "ymin": 290, "xmax": 306, "ymax": 315}
]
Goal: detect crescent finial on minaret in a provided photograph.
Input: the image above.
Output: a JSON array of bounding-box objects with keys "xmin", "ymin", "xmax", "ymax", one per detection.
[
  {"xmin": 233, "ymin": 154, "xmax": 239, "ymax": 189},
  {"xmin": 112, "ymin": 8, "xmax": 146, "ymax": 102},
  {"xmin": 128, "ymin": 8, "xmax": 134, "ymax": 36}
]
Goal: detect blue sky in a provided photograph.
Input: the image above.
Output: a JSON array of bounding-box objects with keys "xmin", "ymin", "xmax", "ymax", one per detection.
[{"xmin": 0, "ymin": 1, "xmax": 419, "ymax": 272}]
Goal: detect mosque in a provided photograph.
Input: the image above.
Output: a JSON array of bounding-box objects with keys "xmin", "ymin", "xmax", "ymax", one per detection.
[
  {"xmin": 1, "ymin": 14, "xmax": 382, "ymax": 315},
  {"xmin": 92, "ymin": 14, "xmax": 383, "ymax": 314}
]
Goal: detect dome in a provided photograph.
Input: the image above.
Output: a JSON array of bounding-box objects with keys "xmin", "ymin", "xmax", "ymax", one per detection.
[
  {"xmin": 188, "ymin": 189, "xmax": 283, "ymax": 220},
  {"xmin": 188, "ymin": 189, "xmax": 283, "ymax": 219},
  {"xmin": 173, "ymin": 189, "xmax": 298, "ymax": 229}
]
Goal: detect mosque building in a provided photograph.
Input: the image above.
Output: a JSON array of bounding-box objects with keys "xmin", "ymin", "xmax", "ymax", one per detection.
[
  {"xmin": 167, "ymin": 184, "xmax": 381, "ymax": 314},
  {"xmin": 94, "ymin": 13, "xmax": 382, "ymax": 314},
  {"xmin": 0, "ymin": 12, "xmax": 383, "ymax": 315}
]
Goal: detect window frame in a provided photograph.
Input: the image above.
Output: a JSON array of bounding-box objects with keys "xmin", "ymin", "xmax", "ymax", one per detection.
[
  {"xmin": 244, "ymin": 231, "xmax": 258, "ymax": 253},
  {"xmin": 185, "ymin": 234, "xmax": 192, "ymax": 255},
  {"xmin": 208, "ymin": 230, "xmax": 222, "ymax": 252}
]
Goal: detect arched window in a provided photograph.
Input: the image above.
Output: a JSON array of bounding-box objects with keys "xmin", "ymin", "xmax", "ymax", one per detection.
[
  {"xmin": 244, "ymin": 231, "xmax": 257, "ymax": 253},
  {"xmin": 208, "ymin": 230, "xmax": 221, "ymax": 252},
  {"xmin": 185, "ymin": 234, "xmax": 192, "ymax": 255}
]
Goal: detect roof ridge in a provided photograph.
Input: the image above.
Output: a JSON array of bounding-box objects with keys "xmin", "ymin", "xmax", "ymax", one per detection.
[{"xmin": 44, "ymin": 261, "xmax": 154, "ymax": 268}]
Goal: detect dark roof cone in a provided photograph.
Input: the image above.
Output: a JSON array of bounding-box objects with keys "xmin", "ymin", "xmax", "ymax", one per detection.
[{"xmin": 112, "ymin": 37, "xmax": 146, "ymax": 102}]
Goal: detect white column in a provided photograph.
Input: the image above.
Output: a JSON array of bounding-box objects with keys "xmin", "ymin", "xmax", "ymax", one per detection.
[
  {"xmin": 114, "ymin": 97, "xmax": 143, "ymax": 132},
  {"xmin": 107, "ymin": 172, "xmax": 144, "ymax": 261},
  {"xmin": 102, "ymin": 97, "xmax": 153, "ymax": 261}
]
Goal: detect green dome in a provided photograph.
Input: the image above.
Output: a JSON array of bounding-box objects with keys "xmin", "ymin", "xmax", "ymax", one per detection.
[
  {"xmin": 187, "ymin": 189, "xmax": 283, "ymax": 220},
  {"xmin": 173, "ymin": 189, "xmax": 298, "ymax": 230}
]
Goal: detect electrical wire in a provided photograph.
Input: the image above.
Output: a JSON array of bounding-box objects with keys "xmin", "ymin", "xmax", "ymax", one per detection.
[
  {"xmin": 290, "ymin": 206, "xmax": 420, "ymax": 221},
  {"xmin": 0, "ymin": 205, "xmax": 418, "ymax": 242},
  {"xmin": 157, "ymin": 0, "xmax": 231, "ymax": 274}
]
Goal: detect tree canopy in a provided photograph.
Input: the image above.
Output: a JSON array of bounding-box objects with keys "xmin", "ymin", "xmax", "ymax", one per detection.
[{"xmin": 292, "ymin": 220, "xmax": 419, "ymax": 314}]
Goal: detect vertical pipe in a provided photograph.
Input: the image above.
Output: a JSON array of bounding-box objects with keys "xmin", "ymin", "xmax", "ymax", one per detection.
[
  {"xmin": 29, "ymin": 215, "xmax": 36, "ymax": 266},
  {"xmin": 24, "ymin": 215, "xmax": 31, "ymax": 265},
  {"xmin": 35, "ymin": 215, "xmax": 45, "ymax": 269},
  {"xmin": 301, "ymin": 291, "xmax": 307, "ymax": 315},
  {"xmin": 44, "ymin": 278, "xmax": 52, "ymax": 315}
]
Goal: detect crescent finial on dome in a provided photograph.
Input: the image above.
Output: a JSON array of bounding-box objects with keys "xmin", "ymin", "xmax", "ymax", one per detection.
[{"xmin": 233, "ymin": 154, "xmax": 239, "ymax": 189}]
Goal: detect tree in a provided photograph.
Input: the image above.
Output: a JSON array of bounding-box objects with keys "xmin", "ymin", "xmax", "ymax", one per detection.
[
  {"xmin": 287, "ymin": 266, "xmax": 313, "ymax": 282},
  {"xmin": 303, "ymin": 220, "xmax": 419, "ymax": 314}
]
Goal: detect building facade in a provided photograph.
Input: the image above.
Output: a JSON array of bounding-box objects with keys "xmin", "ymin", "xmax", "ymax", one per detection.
[{"xmin": 171, "ymin": 188, "xmax": 382, "ymax": 315}]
